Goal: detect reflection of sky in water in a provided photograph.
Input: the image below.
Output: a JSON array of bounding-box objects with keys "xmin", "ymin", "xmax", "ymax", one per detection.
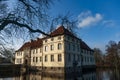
[
  {"xmin": 0, "ymin": 78, "xmax": 13, "ymax": 80},
  {"xmin": 102, "ymin": 71, "xmax": 110, "ymax": 80}
]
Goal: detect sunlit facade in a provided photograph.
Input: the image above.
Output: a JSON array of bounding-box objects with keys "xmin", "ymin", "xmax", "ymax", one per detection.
[{"xmin": 15, "ymin": 26, "xmax": 95, "ymax": 73}]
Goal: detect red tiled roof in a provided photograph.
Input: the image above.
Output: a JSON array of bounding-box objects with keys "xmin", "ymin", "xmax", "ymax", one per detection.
[
  {"xmin": 80, "ymin": 40, "xmax": 93, "ymax": 51},
  {"xmin": 16, "ymin": 38, "xmax": 43, "ymax": 51},
  {"xmin": 16, "ymin": 26, "xmax": 93, "ymax": 52},
  {"xmin": 30, "ymin": 38, "xmax": 43, "ymax": 49},
  {"xmin": 50, "ymin": 26, "xmax": 75, "ymax": 37},
  {"xmin": 17, "ymin": 42, "xmax": 31, "ymax": 51}
]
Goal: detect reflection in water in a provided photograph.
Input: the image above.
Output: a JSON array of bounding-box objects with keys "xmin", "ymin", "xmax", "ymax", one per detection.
[
  {"xmin": 1, "ymin": 71, "xmax": 96, "ymax": 80},
  {"xmin": 96, "ymin": 69, "xmax": 120, "ymax": 80},
  {"xmin": 0, "ymin": 69, "xmax": 120, "ymax": 80}
]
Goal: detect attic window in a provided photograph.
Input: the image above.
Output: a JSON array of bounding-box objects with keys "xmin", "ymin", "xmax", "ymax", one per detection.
[
  {"xmin": 51, "ymin": 38, "xmax": 54, "ymax": 41},
  {"xmin": 45, "ymin": 40, "xmax": 47, "ymax": 43},
  {"xmin": 58, "ymin": 36, "xmax": 61, "ymax": 40}
]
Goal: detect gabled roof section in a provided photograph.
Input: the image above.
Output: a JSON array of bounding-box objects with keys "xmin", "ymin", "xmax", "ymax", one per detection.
[
  {"xmin": 80, "ymin": 40, "xmax": 93, "ymax": 51},
  {"xmin": 16, "ymin": 38, "xmax": 43, "ymax": 51},
  {"xmin": 50, "ymin": 26, "xmax": 75, "ymax": 37},
  {"xmin": 31, "ymin": 38, "xmax": 43, "ymax": 49},
  {"xmin": 17, "ymin": 42, "xmax": 31, "ymax": 51}
]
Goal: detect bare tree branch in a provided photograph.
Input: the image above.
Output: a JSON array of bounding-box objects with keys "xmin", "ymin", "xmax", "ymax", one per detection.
[{"xmin": 0, "ymin": 19, "xmax": 50, "ymax": 36}]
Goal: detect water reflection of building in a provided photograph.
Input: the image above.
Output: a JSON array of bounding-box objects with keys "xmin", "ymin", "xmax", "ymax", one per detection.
[
  {"xmin": 15, "ymin": 26, "xmax": 95, "ymax": 73},
  {"xmin": 13, "ymin": 72, "xmax": 96, "ymax": 80}
]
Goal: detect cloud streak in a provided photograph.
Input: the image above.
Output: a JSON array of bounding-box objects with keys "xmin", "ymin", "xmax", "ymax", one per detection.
[
  {"xmin": 102, "ymin": 20, "xmax": 115, "ymax": 27},
  {"xmin": 77, "ymin": 11, "xmax": 103, "ymax": 28}
]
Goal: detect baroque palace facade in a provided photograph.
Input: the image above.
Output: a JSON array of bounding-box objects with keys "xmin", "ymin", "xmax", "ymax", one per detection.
[{"xmin": 15, "ymin": 26, "xmax": 95, "ymax": 73}]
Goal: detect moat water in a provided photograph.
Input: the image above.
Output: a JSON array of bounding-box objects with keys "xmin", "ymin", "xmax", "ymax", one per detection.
[{"xmin": 0, "ymin": 69, "xmax": 120, "ymax": 80}]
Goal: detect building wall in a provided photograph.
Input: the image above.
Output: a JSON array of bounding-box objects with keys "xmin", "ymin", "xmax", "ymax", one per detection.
[
  {"xmin": 64, "ymin": 35, "xmax": 81, "ymax": 68},
  {"xmin": 42, "ymin": 35, "xmax": 65, "ymax": 67},
  {"xmin": 15, "ymin": 51, "xmax": 24, "ymax": 64},
  {"xmin": 31, "ymin": 48, "xmax": 43, "ymax": 66},
  {"xmin": 81, "ymin": 49, "xmax": 95, "ymax": 66},
  {"xmin": 24, "ymin": 48, "xmax": 31, "ymax": 65},
  {"xmin": 15, "ymin": 48, "xmax": 31, "ymax": 65},
  {"xmin": 15, "ymin": 34, "xmax": 95, "ymax": 71}
]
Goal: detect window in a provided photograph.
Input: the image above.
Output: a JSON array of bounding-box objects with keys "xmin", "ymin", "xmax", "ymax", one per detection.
[
  {"xmin": 17, "ymin": 59, "xmax": 22, "ymax": 63},
  {"xmin": 36, "ymin": 57, "xmax": 38, "ymax": 62},
  {"xmin": 77, "ymin": 45, "xmax": 79, "ymax": 51},
  {"xmin": 16, "ymin": 59, "xmax": 18, "ymax": 63},
  {"xmin": 45, "ymin": 46, "xmax": 48, "ymax": 52},
  {"xmin": 40, "ymin": 57, "xmax": 42, "ymax": 62},
  {"xmin": 34, "ymin": 49, "xmax": 36, "ymax": 53},
  {"xmin": 40, "ymin": 48, "xmax": 42, "ymax": 53},
  {"xmin": 51, "ymin": 38, "xmax": 54, "ymax": 41},
  {"xmin": 58, "ymin": 43, "xmax": 62, "ymax": 50},
  {"xmin": 77, "ymin": 54, "xmax": 80, "ymax": 61},
  {"xmin": 45, "ymin": 55, "xmax": 47, "ymax": 62},
  {"xmin": 67, "ymin": 36, "xmax": 70, "ymax": 40},
  {"xmin": 68, "ymin": 54, "xmax": 71, "ymax": 61},
  {"xmin": 20, "ymin": 52, "xmax": 22, "ymax": 56},
  {"xmin": 72, "ymin": 38, "xmax": 74, "ymax": 41},
  {"xmin": 68, "ymin": 43, "xmax": 71, "ymax": 50},
  {"xmin": 58, "ymin": 36, "xmax": 61, "ymax": 40},
  {"xmin": 81, "ymin": 49, "xmax": 83, "ymax": 53},
  {"xmin": 85, "ymin": 56, "xmax": 86, "ymax": 62},
  {"xmin": 33, "ymin": 49, "xmax": 35, "ymax": 54},
  {"xmin": 17, "ymin": 59, "xmax": 22, "ymax": 64},
  {"xmin": 51, "ymin": 55, "xmax": 54, "ymax": 62},
  {"xmin": 58, "ymin": 54, "xmax": 62, "ymax": 62},
  {"xmin": 73, "ymin": 44, "xmax": 75, "ymax": 51},
  {"xmin": 17, "ymin": 53, "xmax": 18, "ymax": 56},
  {"xmin": 50, "ymin": 44, "xmax": 54, "ymax": 51},
  {"xmin": 36, "ymin": 49, "xmax": 38, "ymax": 53},
  {"xmin": 73, "ymin": 54, "xmax": 75, "ymax": 61},
  {"xmin": 33, "ymin": 57, "xmax": 35, "ymax": 62},
  {"xmin": 45, "ymin": 40, "xmax": 47, "ymax": 42}
]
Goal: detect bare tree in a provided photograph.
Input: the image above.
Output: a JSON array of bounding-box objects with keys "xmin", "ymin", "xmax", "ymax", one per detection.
[
  {"xmin": 94, "ymin": 48, "xmax": 104, "ymax": 67},
  {"xmin": 105, "ymin": 41, "xmax": 120, "ymax": 71},
  {"xmin": 0, "ymin": 0, "xmax": 55, "ymax": 49},
  {"xmin": 0, "ymin": 44, "xmax": 15, "ymax": 60},
  {"xmin": 0, "ymin": 0, "xmax": 78, "ymax": 41},
  {"xmin": 0, "ymin": 0, "xmax": 54, "ymax": 36}
]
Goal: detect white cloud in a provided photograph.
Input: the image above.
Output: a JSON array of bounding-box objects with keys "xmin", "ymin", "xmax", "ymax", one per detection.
[{"xmin": 77, "ymin": 11, "xmax": 103, "ymax": 28}]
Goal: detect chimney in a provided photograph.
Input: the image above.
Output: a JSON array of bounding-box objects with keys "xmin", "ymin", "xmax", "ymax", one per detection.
[{"xmin": 31, "ymin": 39, "xmax": 34, "ymax": 42}]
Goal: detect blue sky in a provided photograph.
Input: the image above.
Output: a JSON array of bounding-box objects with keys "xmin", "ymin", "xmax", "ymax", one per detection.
[
  {"xmin": 5, "ymin": 0, "xmax": 120, "ymax": 53},
  {"xmin": 49, "ymin": 0, "xmax": 120, "ymax": 52}
]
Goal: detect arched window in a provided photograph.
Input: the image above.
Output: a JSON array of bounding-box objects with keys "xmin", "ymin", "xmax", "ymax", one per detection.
[{"xmin": 58, "ymin": 43, "xmax": 62, "ymax": 50}]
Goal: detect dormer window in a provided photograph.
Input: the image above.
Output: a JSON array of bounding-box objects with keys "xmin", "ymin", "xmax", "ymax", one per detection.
[
  {"xmin": 58, "ymin": 36, "xmax": 61, "ymax": 40},
  {"xmin": 51, "ymin": 38, "xmax": 54, "ymax": 41},
  {"xmin": 45, "ymin": 39, "xmax": 47, "ymax": 42}
]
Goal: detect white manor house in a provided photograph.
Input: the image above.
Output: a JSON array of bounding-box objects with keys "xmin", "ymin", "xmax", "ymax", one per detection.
[{"xmin": 15, "ymin": 26, "xmax": 95, "ymax": 73}]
